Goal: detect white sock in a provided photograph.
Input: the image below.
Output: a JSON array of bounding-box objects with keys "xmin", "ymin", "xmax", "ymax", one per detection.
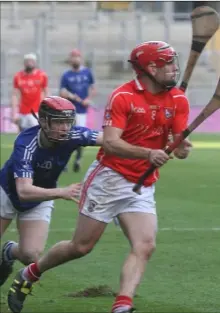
[
  {"xmin": 21, "ymin": 267, "xmax": 30, "ymax": 281},
  {"xmin": 3, "ymin": 241, "xmax": 17, "ymax": 263},
  {"xmin": 113, "ymin": 306, "xmax": 132, "ymax": 313}
]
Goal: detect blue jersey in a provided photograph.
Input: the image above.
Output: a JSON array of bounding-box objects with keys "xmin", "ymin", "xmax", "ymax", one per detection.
[
  {"xmin": 60, "ymin": 67, "xmax": 95, "ymax": 114},
  {"xmin": 0, "ymin": 125, "xmax": 98, "ymax": 212}
]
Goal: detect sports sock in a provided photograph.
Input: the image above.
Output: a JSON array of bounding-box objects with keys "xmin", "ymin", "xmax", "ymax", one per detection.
[
  {"xmin": 112, "ymin": 295, "xmax": 133, "ymax": 313},
  {"xmin": 3, "ymin": 241, "xmax": 17, "ymax": 263},
  {"xmin": 22, "ymin": 263, "xmax": 41, "ymax": 282}
]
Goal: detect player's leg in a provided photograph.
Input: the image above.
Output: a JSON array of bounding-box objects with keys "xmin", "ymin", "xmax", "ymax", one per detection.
[
  {"xmin": 112, "ymin": 212, "xmax": 157, "ymax": 312},
  {"xmin": 7, "ymin": 161, "xmax": 109, "ymax": 313},
  {"xmin": 0, "ymin": 186, "xmax": 16, "ymax": 286},
  {"xmin": 6, "ymin": 202, "xmax": 53, "ymax": 313},
  {"xmin": 111, "ymin": 184, "xmax": 157, "ymax": 312},
  {"xmin": 73, "ymin": 113, "xmax": 87, "ymax": 172},
  {"xmin": 1, "ymin": 200, "xmax": 53, "ymax": 289},
  {"xmin": 6, "ymin": 201, "xmax": 53, "ymax": 266},
  {"xmin": 0, "ymin": 218, "xmax": 12, "ymax": 237},
  {"xmin": 7, "ymin": 215, "xmax": 107, "ymax": 313},
  {"xmin": 0, "ymin": 218, "xmax": 14, "ymax": 286},
  {"xmin": 32, "ymin": 213, "xmax": 107, "ymax": 273},
  {"xmin": 16, "ymin": 162, "xmax": 107, "ymax": 273}
]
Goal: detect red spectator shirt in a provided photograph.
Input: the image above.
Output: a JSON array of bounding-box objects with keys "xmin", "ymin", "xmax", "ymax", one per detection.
[
  {"xmin": 97, "ymin": 78, "xmax": 189, "ymax": 186},
  {"xmin": 13, "ymin": 69, "xmax": 48, "ymax": 114}
]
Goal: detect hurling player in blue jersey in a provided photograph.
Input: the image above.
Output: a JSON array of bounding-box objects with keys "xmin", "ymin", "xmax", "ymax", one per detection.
[
  {"xmin": 0, "ymin": 96, "xmax": 102, "ymax": 287},
  {"xmin": 59, "ymin": 49, "xmax": 96, "ymax": 172}
]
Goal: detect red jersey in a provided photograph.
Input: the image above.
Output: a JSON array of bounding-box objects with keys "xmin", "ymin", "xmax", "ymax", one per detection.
[
  {"xmin": 13, "ymin": 69, "xmax": 48, "ymax": 114},
  {"xmin": 97, "ymin": 78, "xmax": 189, "ymax": 186}
]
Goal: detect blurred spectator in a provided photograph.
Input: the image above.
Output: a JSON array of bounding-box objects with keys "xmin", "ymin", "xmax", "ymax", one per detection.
[
  {"xmin": 11, "ymin": 53, "xmax": 49, "ymax": 132},
  {"xmin": 59, "ymin": 49, "xmax": 96, "ymax": 172}
]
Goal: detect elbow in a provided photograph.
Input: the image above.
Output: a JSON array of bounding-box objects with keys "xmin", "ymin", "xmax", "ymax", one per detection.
[
  {"xmin": 59, "ymin": 89, "xmax": 68, "ymax": 99},
  {"xmin": 59, "ymin": 90, "xmax": 65, "ymax": 98},
  {"xmin": 17, "ymin": 188, "xmax": 30, "ymax": 202},
  {"xmin": 103, "ymin": 139, "xmax": 116, "ymax": 155}
]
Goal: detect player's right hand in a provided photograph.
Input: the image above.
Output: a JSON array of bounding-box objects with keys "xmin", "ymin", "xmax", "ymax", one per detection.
[
  {"xmin": 149, "ymin": 149, "xmax": 170, "ymax": 167},
  {"xmin": 61, "ymin": 183, "xmax": 82, "ymax": 201}
]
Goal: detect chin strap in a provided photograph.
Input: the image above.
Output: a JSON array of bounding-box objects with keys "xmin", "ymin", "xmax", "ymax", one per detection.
[
  {"xmin": 31, "ymin": 110, "xmax": 53, "ymax": 142},
  {"xmin": 128, "ymin": 60, "xmax": 176, "ymax": 90}
]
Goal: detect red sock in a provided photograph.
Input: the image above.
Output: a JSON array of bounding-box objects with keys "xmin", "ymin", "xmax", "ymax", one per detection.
[
  {"xmin": 112, "ymin": 295, "xmax": 133, "ymax": 312},
  {"xmin": 22, "ymin": 262, "xmax": 41, "ymax": 282}
]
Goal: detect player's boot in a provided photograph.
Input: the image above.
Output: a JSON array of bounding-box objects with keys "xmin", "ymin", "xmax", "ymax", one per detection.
[
  {"xmin": 8, "ymin": 270, "xmax": 33, "ymax": 313},
  {"xmin": 0, "ymin": 241, "xmax": 15, "ymax": 286}
]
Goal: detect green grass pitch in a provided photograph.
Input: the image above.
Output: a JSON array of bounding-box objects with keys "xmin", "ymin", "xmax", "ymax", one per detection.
[{"xmin": 0, "ymin": 133, "xmax": 220, "ymax": 313}]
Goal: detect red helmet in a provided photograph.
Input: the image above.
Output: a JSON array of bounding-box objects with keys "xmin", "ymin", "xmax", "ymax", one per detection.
[
  {"xmin": 70, "ymin": 49, "xmax": 81, "ymax": 57},
  {"xmin": 39, "ymin": 96, "xmax": 76, "ymax": 142},
  {"xmin": 129, "ymin": 41, "xmax": 178, "ymax": 75}
]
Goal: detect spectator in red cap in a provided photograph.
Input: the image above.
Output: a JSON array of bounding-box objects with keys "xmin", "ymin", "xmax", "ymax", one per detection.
[{"xmin": 59, "ymin": 49, "xmax": 96, "ymax": 172}]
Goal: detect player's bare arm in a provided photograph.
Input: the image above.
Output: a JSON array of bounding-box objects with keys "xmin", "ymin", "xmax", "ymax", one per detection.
[
  {"xmin": 15, "ymin": 177, "xmax": 81, "ymax": 202},
  {"xmin": 103, "ymin": 126, "xmax": 169, "ymax": 166},
  {"xmin": 41, "ymin": 86, "xmax": 49, "ymax": 100},
  {"xmin": 60, "ymin": 88, "xmax": 82, "ymax": 103},
  {"xmin": 89, "ymin": 84, "xmax": 97, "ymax": 98},
  {"xmin": 11, "ymin": 87, "xmax": 20, "ymax": 123},
  {"xmin": 82, "ymin": 85, "xmax": 97, "ymax": 107},
  {"xmin": 95, "ymin": 131, "xmax": 103, "ymax": 146}
]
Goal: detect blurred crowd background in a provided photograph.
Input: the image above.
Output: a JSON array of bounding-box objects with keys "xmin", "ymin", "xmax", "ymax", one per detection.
[{"xmin": 1, "ymin": 1, "xmax": 220, "ymax": 131}]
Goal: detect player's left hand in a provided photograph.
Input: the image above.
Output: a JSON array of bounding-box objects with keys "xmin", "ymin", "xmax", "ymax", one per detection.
[{"xmin": 174, "ymin": 138, "xmax": 192, "ymax": 159}]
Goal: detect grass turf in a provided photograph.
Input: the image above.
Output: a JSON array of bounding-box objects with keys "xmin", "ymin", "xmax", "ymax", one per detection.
[{"xmin": 0, "ymin": 133, "xmax": 220, "ymax": 313}]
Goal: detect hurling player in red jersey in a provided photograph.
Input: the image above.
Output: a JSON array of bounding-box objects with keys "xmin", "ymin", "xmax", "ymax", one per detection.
[
  {"xmin": 9, "ymin": 42, "xmax": 192, "ymax": 313},
  {"xmin": 11, "ymin": 53, "xmax": 48, "ymax": 131}
]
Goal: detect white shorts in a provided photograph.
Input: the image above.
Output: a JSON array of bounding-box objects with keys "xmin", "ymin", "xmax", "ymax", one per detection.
[
  {"xmin": 0, "ymin": 187, "xmax": 53, "ymax": 223},
  {"xmin": 76, "ymin": 113, "xmax": 87, "ymax": 127},
  {"xmin": 19, "ymin": 113, "xmax": 39, "ymax": 130},
  {"xmin": 79, "ymin": 160, "xmax": 156, "ymax": 223}
]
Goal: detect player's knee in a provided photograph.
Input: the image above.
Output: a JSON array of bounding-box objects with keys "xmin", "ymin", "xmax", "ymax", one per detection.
[
  {"xmin": 133, "ymin": 238, "xmax": 156, "ymax": 260},
  {"xmin": 19, "ymin": 248, "xmax": 43, "ymax": 265},
  {"xmin": 69, "ymin": 241, "xmax": 94, "ymax": 258}
]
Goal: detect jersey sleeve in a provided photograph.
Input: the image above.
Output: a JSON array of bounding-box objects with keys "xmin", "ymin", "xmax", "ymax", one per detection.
[
  {"xmin": 70, "ymin": 127, "xmax": 99, "ymax": 146},
  {"xmin": 60, "ymin": 73, "xmax": 68, "ymax": 90},
  {"xmin": 12, "ymin": 143, "xmax": 34, "ymax": 179},
  {"xmin": 103, "ymin": 93, "xmax": 130, "ymax": 129},
  {"xmin": 172, "ymin": 94, "xmax": 190, "ymax": 134}
]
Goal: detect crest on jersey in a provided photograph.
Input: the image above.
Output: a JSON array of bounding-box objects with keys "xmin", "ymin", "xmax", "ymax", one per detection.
[
  {"xmin": 164, "ymin": 108, "xmax": 173, "ymax": 119},
  {"xmin": 105, "ymin": 110, "xmax": 111, "ymax": 120},
  {"xmin": 88, "ymin": 200, "xmax": 97, "ymax": 212}
]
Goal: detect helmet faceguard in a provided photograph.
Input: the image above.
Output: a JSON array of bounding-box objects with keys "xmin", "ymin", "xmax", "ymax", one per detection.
[
  {"xmin": 38, "ymin": 97, "xmax": 76, "ymax": 143},
  {"xmin": 128, "ymin": 41, "xmax": 180, "ymax": 90}
]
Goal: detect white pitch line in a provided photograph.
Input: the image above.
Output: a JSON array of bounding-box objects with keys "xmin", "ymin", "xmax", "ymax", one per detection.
[
  {"xmin": 159, "ymin": 227, "xmax": 220, "ymax": 231},
  {"xmin": 7, "ymin": 227, "xmax": 220, "ymax": 233}
]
